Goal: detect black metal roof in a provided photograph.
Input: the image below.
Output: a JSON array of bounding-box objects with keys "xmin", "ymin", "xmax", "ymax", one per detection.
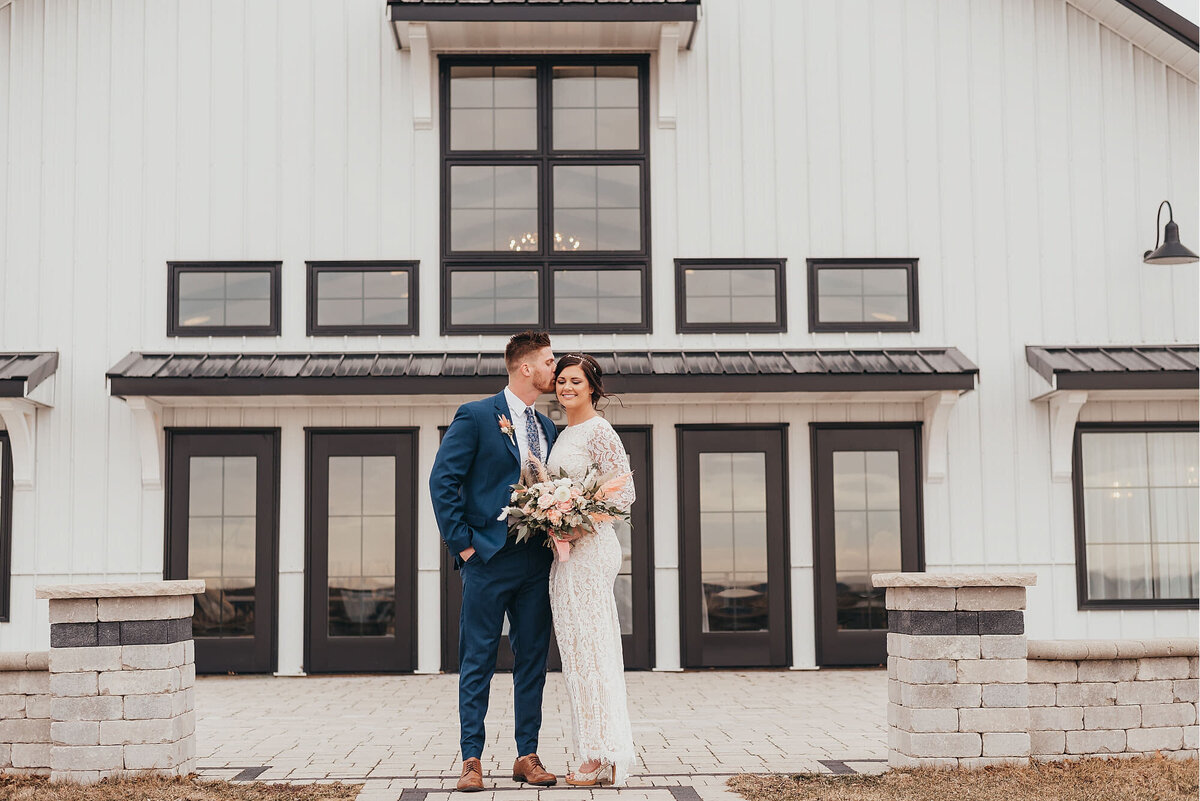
[
  {"xmin": 107, "ymin": 349, "xmax": 978, "ymax": 397},
  {"xmin": 389, "ymin": 0, "xmax": 699, "ymax": 22},
  {"xmin": 1026, "ymin": 345, "xmax": 1198, "ymax": 391},
  {"xmin": 0, "ymin": 353, "xmax": 59, "ymax": 398}
]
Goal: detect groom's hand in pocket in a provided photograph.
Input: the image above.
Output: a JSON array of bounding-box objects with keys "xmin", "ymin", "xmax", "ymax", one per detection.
[{"xmin": 459, "ymin": 546, "xmax": 476, "ymax": 563}]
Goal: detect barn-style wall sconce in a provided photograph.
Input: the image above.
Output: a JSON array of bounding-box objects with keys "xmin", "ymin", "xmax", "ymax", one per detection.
[{"xmin": 1144, "ymin": 200, "xmax": 1199, "ymax": 265}]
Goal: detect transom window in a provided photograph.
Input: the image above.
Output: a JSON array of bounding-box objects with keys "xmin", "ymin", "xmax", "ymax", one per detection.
[
  {"xmin": 675, "ymin": 259, "xmax": 787, "ymax": 333},
  {"xmin": 441, "ymin": 57, "xmax": 650, "ymax": 334},
  {"xmin": 1074, "ymin": 424, "xmax": 1199, "ymax": 607},
  {"xmin": 807, "ymin": 259, "xmax": 919, "ymax": 333},
  {"xmin": 307, "ymin": 261, "xmax": 418, "ymax": 336},
  {"xmin": 168, "ymin": 262, "xmax": 282, "ymax": 337}
]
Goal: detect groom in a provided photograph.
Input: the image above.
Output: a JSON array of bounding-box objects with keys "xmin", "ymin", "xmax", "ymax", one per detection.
[{"xmin": 430, "ymin": 331, "xmax": 561, "ymax": 793}]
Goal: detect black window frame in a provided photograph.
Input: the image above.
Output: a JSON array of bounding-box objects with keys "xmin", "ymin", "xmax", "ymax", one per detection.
[
  {"xmin": 674, "ymin": 258, "xmax": 787, "ymax": 334},
  {"xmin": 1072, "ymin": 420, "xmax": 1200, "ymax": 610},
  {"xmin": 306, "ymin": 261, "xmax": 420, "ymax": 337},
  {"xmin": 167, "ymin": 261, "xmax": 283, "ymax": 337},
  {"xmin": 439, "ymin": 55, "xmax": 652, "ymax": 335},
  {"xmin": 806, "ymin": 258, "xmax": 919, "ymax": 333},
  {"xmin": 0, "ymin": 432, "xmax": 11, "ymax": 622}
]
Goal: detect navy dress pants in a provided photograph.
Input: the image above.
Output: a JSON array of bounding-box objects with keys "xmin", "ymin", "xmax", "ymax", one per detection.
[{"xmin": 458, "ymin": 540, "xmax": 553, "ymax": 760}]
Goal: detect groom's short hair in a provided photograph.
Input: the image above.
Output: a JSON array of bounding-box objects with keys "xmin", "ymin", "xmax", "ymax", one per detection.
[{"xmin": 505, "ymin": 330, "xmax": 551, "ymax": 373}]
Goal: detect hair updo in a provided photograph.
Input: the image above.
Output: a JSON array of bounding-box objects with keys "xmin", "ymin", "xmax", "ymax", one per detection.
[{"xmin": 554, "ymin": 353, "xmax": 610, "ymax": 409}]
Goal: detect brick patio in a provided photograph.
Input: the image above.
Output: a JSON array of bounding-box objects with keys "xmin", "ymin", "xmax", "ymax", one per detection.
[{"xmin": 193, "ymin": 668, "xmax": 888, "ymax": 800}]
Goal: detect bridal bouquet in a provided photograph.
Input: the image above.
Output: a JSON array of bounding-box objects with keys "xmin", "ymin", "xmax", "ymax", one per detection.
[{"xmin": 497, "ymin": 458, "xmax": 631, "ymax": 562}]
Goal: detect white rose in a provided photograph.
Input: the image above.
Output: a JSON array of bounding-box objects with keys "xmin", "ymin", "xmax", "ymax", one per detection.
[
  {"xmin": 553, "ymin": 485, "xmax": 573, "ymax": 503},
  {"xmin": 555, "ymin": 477, "xmax": 571, "ymax": 487}
]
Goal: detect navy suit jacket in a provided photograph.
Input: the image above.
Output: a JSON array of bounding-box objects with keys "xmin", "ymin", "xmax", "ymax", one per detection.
[{"xmin": 430, "ymin": 391, "xmax": 559, "ymax": 568}]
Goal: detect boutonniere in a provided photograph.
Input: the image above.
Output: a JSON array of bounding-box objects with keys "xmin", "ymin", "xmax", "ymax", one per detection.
[{"xmin": 498, "ymin": 414, "xmax": 516, "ymax": 446}]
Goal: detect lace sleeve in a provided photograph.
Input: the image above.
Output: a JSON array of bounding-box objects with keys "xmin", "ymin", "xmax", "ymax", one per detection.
[{"xmin": 588, "ymin": 419, "xmax": 636, "ymax": 512}]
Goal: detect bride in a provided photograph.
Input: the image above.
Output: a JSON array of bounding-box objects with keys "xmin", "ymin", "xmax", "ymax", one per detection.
[{"xmin": 546, "ymin": 352, "xmax": 636, "ymax": 787}]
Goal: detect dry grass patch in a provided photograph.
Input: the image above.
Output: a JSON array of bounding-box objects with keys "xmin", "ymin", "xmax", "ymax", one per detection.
[
  {"xmin": 728, "ymin": 755, "xmax": 1199, "ymax": 801},
  {"xmin": 0, "ymin": 774, "xmax": 362, "ymax": 801}
]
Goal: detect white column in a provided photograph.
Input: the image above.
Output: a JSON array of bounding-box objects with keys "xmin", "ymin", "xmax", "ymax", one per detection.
[
  {"xmin": 648, "ymin": 408, "xmax": 682, "ymax": 671},
  {"xmin": 415, "ymin": 407, "xmax": 446, "ymax": 674},
  {"xmin": 274, "ymin": 410, "xmax": 306, "ymax": 676},
  {"xmin": 786, "ymin": 406, "xmax": 818, "ymax": 669}
]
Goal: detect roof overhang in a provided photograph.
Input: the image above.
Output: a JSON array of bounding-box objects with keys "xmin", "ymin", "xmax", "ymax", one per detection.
[
  {"xmin": 1026, "ymin": 345, "xmax": 1199, "ymax": 400},
  {"xmin": 107, "ymin": 349, "xmax": 979, "ymax": 400},
  {"xmin": 1069, "ymin": 0, "xmax": 1198, "ymax": 80},
  {"xmin": 0, "ymin": 353, "xmax": 58, "ymax": 400},
  {"xmin": 1027, "ymin": 345, "xmax": 1198, "ymax": 481},
  {"xmin": 0, "ymin": 353, "xmax": 58, "ymax": 490},
  {"xmin": 388, "ymin": 0, "xmax": 700, "ymax": 51}
]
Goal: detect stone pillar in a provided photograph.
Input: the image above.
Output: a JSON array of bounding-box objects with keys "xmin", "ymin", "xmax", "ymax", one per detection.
[
  {"xmin": 35, "ymin": 580, "xmax": 205, "ymax": 784},
  {"xmin": 873, "ymin": 572, "xmax": 1036, "ymax": 769}
]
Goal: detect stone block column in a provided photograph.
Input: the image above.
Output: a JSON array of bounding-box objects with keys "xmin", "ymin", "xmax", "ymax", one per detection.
[
  {"xmin": 35, "ymin": 580, "xmax": 205, "ymax": 784},
  {"xmin": 873, "ymin": 572, "xmax": 1037, "ymax": 769}
]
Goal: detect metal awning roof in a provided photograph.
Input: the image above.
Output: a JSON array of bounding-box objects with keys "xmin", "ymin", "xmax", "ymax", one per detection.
[
  {"xmin": 1026, "ymin": 345, "xmax": 1198, "ymax": 391},
  {"xmin": 388, "ymin": 0, "xmax": 700, "ymax": 51},
  {"xmin": 390, "ymin": 0, "xmax": 700, "ymax": 22},
  {"xmin": 107, "ymin": 349, "xmax": 979, "ymax": 397},
  {"xmin": 0, "ymin": 353, "xmax": 59, "ymax": 398}
]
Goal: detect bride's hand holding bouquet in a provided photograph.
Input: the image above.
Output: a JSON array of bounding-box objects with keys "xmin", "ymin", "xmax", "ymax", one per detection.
[{"xmin": 497, "ymin": 456, "xmax": 631, "ymax": 562}]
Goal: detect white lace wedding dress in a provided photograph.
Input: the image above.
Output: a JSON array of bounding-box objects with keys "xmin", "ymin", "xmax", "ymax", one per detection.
[{"xmin": 546, "ymin": 415, "xmax": 636, "ymax": 786}]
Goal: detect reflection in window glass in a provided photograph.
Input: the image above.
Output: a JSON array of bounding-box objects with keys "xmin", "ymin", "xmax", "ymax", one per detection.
[
  {"xmin": 699, "ymin": 452, "xmax": 768, "ymax": 633},
  {"xmin": 552, "ymin": 269, "xmax": 641, "ymax": 326},
  {"xmin": 188, "ymin": 456, "xmax": 257, "ymax": 638},
  {"xmin": 316, "ymin": 270, "xmax": 410, "ymax": 329},
  {"xmin": 816, "ymin": 266, "xmax": 910, "ymax": 324},
  {"xmin": 177, "ymin": 271, "xmax": 272, "ymax": 329},
  {"xmin": 449, "ymin": 66, "xmax": 537, "ymax": 151},
  {"xmin": 449, "ymin": 270, "xmax": 538, "ymax": 327},
  {"xmin": 553, "ymin": 165, "xmax": 640, "ymax": 251},
  {"xmin": 327, "ymin": 456, "xmax": 396, "ymax": 637},
  {"xmin": 832, "ymin": 451, "xmax": 901, "ymax": 630},
  {"xmin": 1080, "ymin": 430, "xmax": 1199, "ymax": 601},
  {"xmin": 450, "ymin": 166, "xmax": 538, "ymax": 252},
  {"xmin": 552, "ymin": 65, "xmax": 639, "ymax": 151},
  {"xmin": 684, "ymin": 268, "xmax": 777, "ymax": 325}
]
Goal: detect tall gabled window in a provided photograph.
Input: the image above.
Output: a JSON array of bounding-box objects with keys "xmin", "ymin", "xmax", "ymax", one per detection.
[
  {"xmin": 440, "ymin": 57, "xmax": 651, "ymax": 334},
  {"xmin": 1073, "ymin": 423, "xmax": 1199, "ymax": 608}
]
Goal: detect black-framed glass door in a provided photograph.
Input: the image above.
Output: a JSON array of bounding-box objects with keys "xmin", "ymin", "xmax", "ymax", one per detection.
[
  {"xmin": 306, "ymin": 430, "xmax": 417, "ymax": 673},
  {"xmin": 166, "ymin": 430, "xmax": 279, "ymax": 675},
  {"xmin": 678, "ymin": 426, "xmax": 790, "ymax": 668},
  {"xmin": 441, "ymin": 425, "xmax": 654, "ymax": 671},
  {"xmin": 812, "ymin": 425, "xmax": 924, "ymax": 666}
]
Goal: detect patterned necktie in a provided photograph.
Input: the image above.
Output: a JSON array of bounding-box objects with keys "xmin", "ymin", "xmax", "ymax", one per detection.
[{"xmin": 524, "ymin": 407, "xmax": 543, "ymax": 466}]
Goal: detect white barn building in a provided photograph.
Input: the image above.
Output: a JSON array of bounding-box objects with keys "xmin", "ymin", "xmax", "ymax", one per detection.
[{"xmin": 0, "ymin": 0, "xmax": 1196, "ymax": 675}]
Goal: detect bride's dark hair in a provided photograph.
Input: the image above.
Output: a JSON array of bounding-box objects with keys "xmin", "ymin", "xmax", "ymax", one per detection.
[{"xmin": 554, "ymin": 353, "xmax": 611, "ymax": 409}]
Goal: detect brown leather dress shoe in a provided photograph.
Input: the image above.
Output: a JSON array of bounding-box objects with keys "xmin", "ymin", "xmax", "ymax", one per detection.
[
  {"xmin": 456, "ymin": 757, "xmax": 484, "ymax": 792},
  {"xmin": 512, "ymin": 753, "xmax": 557, "ymax": 786}
]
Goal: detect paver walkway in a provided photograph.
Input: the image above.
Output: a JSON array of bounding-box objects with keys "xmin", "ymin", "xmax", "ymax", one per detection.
[{"xmin": 195, "ymin": 669, "xmax": 888, "ymax": 801}]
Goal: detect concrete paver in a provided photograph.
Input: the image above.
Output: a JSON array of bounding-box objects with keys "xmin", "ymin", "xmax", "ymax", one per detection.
[{"xmin": 193, "ymin": 668, "xmax": 888, "ymax": 800}]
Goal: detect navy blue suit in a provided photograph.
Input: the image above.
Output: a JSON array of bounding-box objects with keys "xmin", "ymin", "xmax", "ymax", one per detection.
[{"xmin": 429, "ymin": 390, "xmax": 559, "ymax": 760}]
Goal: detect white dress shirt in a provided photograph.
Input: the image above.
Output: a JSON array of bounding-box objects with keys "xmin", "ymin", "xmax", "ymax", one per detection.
[{"xmin": 504, "ymin": 386, "xmax": 549, "ymax": 466}]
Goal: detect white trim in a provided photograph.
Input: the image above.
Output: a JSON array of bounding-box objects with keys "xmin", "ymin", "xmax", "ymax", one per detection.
[
  {"xmin": 123, "ymin": 397, "xmax": 164, "ymax": 490},
  {"xmin": 408, "ymin": 23, "xmax": 433, "ymax": 131},
  {"xmin": 0, "ymin": 399, "xmax": 37, "ymax": 489},
  {"xmin": 1049, "ymin": 391, "xmax": 1089, "ymax": 481},
  {"xmin": 657, "ymin": 23, "xmax": 679, "ymax": 129},
  {"xmin": 922, "ymin": 390, "xmax": 960, "ymax": 483}
]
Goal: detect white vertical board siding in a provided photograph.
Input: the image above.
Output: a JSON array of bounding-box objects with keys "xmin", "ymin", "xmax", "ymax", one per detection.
[{"xmin": 0, "ymin": 0, "xmax": 1195, "ymax": 653}]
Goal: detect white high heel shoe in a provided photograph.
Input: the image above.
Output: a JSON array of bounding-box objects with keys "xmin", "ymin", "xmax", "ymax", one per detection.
[{"xmin": 565, "ymin": 761, "xmax": 614, "ymax": 787}]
